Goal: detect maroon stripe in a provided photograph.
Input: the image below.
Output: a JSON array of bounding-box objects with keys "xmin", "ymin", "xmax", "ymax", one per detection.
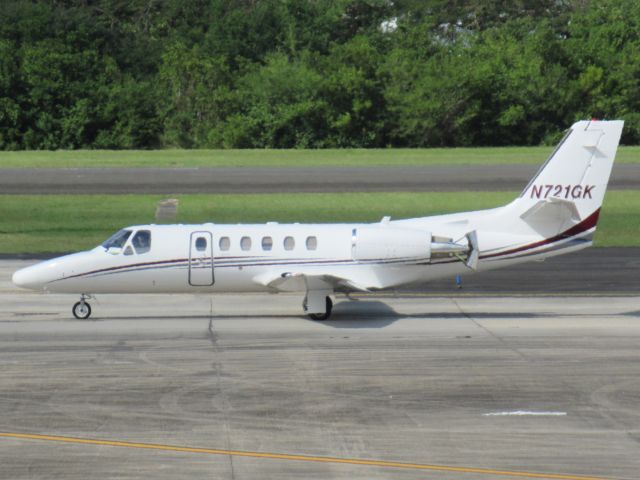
[
  {"xmin": 481, "ymin": 208, "xmax": 600, "ymax": 260},
  {"xmin": 61, "ymin": 254, "xmax": 432, "ymax": 282},
  {"xmin": 62, "ymin": 255, "xmax": 268, "ymax": 280},
  {"xmin": 62, "ymin": 258, "xmax": 189, "ymax": 280}
]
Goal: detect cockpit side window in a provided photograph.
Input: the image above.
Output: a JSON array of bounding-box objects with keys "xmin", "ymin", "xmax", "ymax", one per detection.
[
  {"xmin": 132, "ymin": 230, "xmax": 151, "ymax": 254},
  {"xmin": 102, "ymin": 229, "xmax": 132, "ymax": 251}
]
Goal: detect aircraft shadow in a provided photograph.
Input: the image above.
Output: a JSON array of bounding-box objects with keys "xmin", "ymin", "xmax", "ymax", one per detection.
[
  {"xmin": 317, "ymin": 300, "xmax": 548, "ymax": 329},
  {"xmin": 316, "ymin": 300, "xmax": 401, "ymax": 328}
]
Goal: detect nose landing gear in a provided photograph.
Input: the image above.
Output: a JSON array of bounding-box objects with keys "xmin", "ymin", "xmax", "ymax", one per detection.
[{"xmin": 72, "ymin": 294, "xmax": 92, "ymax": 319}]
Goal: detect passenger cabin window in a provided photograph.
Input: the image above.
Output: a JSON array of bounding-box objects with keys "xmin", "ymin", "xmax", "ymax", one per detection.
[
  {"xmin": 102, "ymin": 229, "xmax": 132, "ymax": 252},
  {"xmin": 219, "ymin": 236, "xmax": 230, "ymax": 251},
  {"xmin": 195, "ymin": 236, "xmax": 207, "ymax": 252},
  {"xmin": 132, "ymin": 230, "xmax": 151, "ymax": 254},
  {"xmin": 283, "ymin": 236, "xmax": 295, "ymax": 251},
  {"xmin": 240, "ymin": 236, "xmax": 252, "ymax": 251},
  {"xmin": 262, "ymin": 236, "xmax": 273, "ymax": 251},
  {"xmin": 306, "ymin": 236, "xmax": 317, "ymax": 250}
]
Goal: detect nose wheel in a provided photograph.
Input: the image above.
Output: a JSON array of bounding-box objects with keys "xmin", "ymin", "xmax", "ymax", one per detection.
[{"xmin": 72, "ymin": 295, "xmax": 92, "ymax": 319}]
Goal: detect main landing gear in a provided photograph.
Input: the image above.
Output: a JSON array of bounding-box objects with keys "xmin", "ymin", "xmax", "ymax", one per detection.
[
  {"xmin": 72, "ymin": 294, "xmax": 92, "ymax": 319},
  {"xmin": 304, "ymin": 295, "xmax": 333, "ymax": 321}
]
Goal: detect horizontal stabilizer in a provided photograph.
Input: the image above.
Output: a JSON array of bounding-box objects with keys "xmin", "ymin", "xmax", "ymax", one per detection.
[{"xmin": 520, "ymin": 198, "xmax": 581, "ymax": 236}]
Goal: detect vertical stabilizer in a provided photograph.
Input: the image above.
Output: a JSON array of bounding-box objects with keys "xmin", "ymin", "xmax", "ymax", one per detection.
[
  {"xmin": 478, "ymin": 120, "xmax": 623, "ymax": 263},
  {"xmin": 517, "ymin": 120, "xmax": 623, "ymax": 222}
]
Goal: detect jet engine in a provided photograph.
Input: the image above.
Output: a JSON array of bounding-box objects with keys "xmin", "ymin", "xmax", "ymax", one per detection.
[
  {"xmin": 351, "ymin": 226, "xmax": 478, "ymax": 269},
  {"xmin": 351, "ymin": 226, "xmax": 431, "ymax": 261}
]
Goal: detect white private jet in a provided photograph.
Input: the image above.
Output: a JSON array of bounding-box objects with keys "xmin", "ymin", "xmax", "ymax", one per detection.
[{"xmin": 13, "ymin": 120, "xmax": 623, "ymax": 320}]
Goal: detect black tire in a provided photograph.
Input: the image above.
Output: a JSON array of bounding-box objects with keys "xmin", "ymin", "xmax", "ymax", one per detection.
[
  {"xmin": 72, "ymin": 301, "xmax": 92, "ymax": 319},
  {"xmin": 308, "ymin": 296, "xmax": 333, "ymax": 321}
]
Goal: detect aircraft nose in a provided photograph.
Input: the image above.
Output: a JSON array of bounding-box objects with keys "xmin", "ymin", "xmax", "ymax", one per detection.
[{"xmin": 12, "ymin": 265, "xmax": 46, "ymax": 290}]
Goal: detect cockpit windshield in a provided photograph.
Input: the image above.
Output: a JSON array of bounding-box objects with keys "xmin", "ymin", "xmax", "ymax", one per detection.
[{"xmin": 102, "ymin": 229, "xmax": 132, "ymax": 250}]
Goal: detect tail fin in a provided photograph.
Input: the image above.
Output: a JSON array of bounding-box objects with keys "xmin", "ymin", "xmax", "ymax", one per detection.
[{"xmin": 511, "ymin": 120, "xmax": 623, "ymax": 237}]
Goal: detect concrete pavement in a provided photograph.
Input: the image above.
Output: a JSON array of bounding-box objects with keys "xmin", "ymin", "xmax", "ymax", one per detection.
[{"xmin": 1, "ymin": 261, "xmax": 639, "ymax": 479}]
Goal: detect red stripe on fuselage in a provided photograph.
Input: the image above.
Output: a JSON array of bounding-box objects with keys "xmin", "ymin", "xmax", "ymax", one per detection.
[{"xmin": 480, "ymin": 208, "xmax": 600, "ymax": 260}]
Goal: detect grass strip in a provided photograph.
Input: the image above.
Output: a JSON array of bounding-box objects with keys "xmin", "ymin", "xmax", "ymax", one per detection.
[
  {"xmin": 0, "ymin": 146, "xmax": 638, "ymax": 168},
  {"xmin": 0, "ymin": 191, "xmax": 636, "ymax": 253}
]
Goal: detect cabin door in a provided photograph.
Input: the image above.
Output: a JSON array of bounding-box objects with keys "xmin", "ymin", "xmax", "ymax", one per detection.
[{"xmin": 189, "ymin": 231, "xmax": 214, "ymax": 286}]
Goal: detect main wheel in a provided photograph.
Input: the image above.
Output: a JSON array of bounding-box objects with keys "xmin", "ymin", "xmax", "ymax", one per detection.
[
  {"xmin": 308, "ymin": 296, "xmax": 333, "ymax": 321},
  {"xmin": 72, "ymin": 301, "xmax": 92, "ymax": 319}
]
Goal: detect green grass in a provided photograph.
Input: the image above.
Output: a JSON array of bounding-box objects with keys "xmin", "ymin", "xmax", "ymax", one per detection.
[
  {"xmin": 1, "ymin": 191, "xmax": 636, "ymax": 253},
  {"xmin": 0, "ymin": 146, "xmax": 638, "ymax": 168}
]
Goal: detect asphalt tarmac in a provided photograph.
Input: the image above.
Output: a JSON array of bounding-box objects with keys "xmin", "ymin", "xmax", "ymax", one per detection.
[
  {"xmin": 2, "ymin": 164, "xmax": 639, "ymax": 193},
  {"xmin": 420, "ymin": 247, "xmax": 640, "ymax": 295},
  {"xmin": 1, "ymin": 260, "xmax": 640, "ymax": 479}
]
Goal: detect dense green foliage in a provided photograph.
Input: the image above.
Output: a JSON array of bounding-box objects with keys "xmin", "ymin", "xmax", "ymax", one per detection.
[
  {"xmin": 1, "ymin": 191, "xmax": 636, "ymax": 252},
  {"xmin": 1, "ymin": 0, "xmax": 639, "ymax": 149}
]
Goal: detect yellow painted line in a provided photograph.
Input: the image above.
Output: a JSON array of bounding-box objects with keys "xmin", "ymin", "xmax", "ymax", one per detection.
[{"xmin": 0, "ymin": 432, "xmax": 607, "ymax": 480}]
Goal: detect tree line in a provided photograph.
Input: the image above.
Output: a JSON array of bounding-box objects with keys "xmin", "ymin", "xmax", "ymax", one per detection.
[{"xmin": 0, "ymin": 0, "xmax": 639, "ymax": 150}]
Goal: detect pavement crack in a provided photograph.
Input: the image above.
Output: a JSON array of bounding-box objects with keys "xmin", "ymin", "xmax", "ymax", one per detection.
[
  {"xmin": 207, "ymin": 299, "xmax": 235, "ymax": 480},
  {"xmin": 207, "ymin": 317, "xmax": 218, "ymax": 347},
  {"xmin": 451, "ymin": 299, "xmax": 528, "ymax": 361}
]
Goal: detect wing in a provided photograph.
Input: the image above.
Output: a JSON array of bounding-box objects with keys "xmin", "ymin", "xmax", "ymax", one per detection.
[{"xmin": 253, "ymin": 271, "xmax": 371, "ymax": 293}]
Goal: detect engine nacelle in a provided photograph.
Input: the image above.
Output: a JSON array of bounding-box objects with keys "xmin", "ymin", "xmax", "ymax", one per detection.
[{"xmin": 351, "ymin": 226, "xmax": 431, "ymax": 261}]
